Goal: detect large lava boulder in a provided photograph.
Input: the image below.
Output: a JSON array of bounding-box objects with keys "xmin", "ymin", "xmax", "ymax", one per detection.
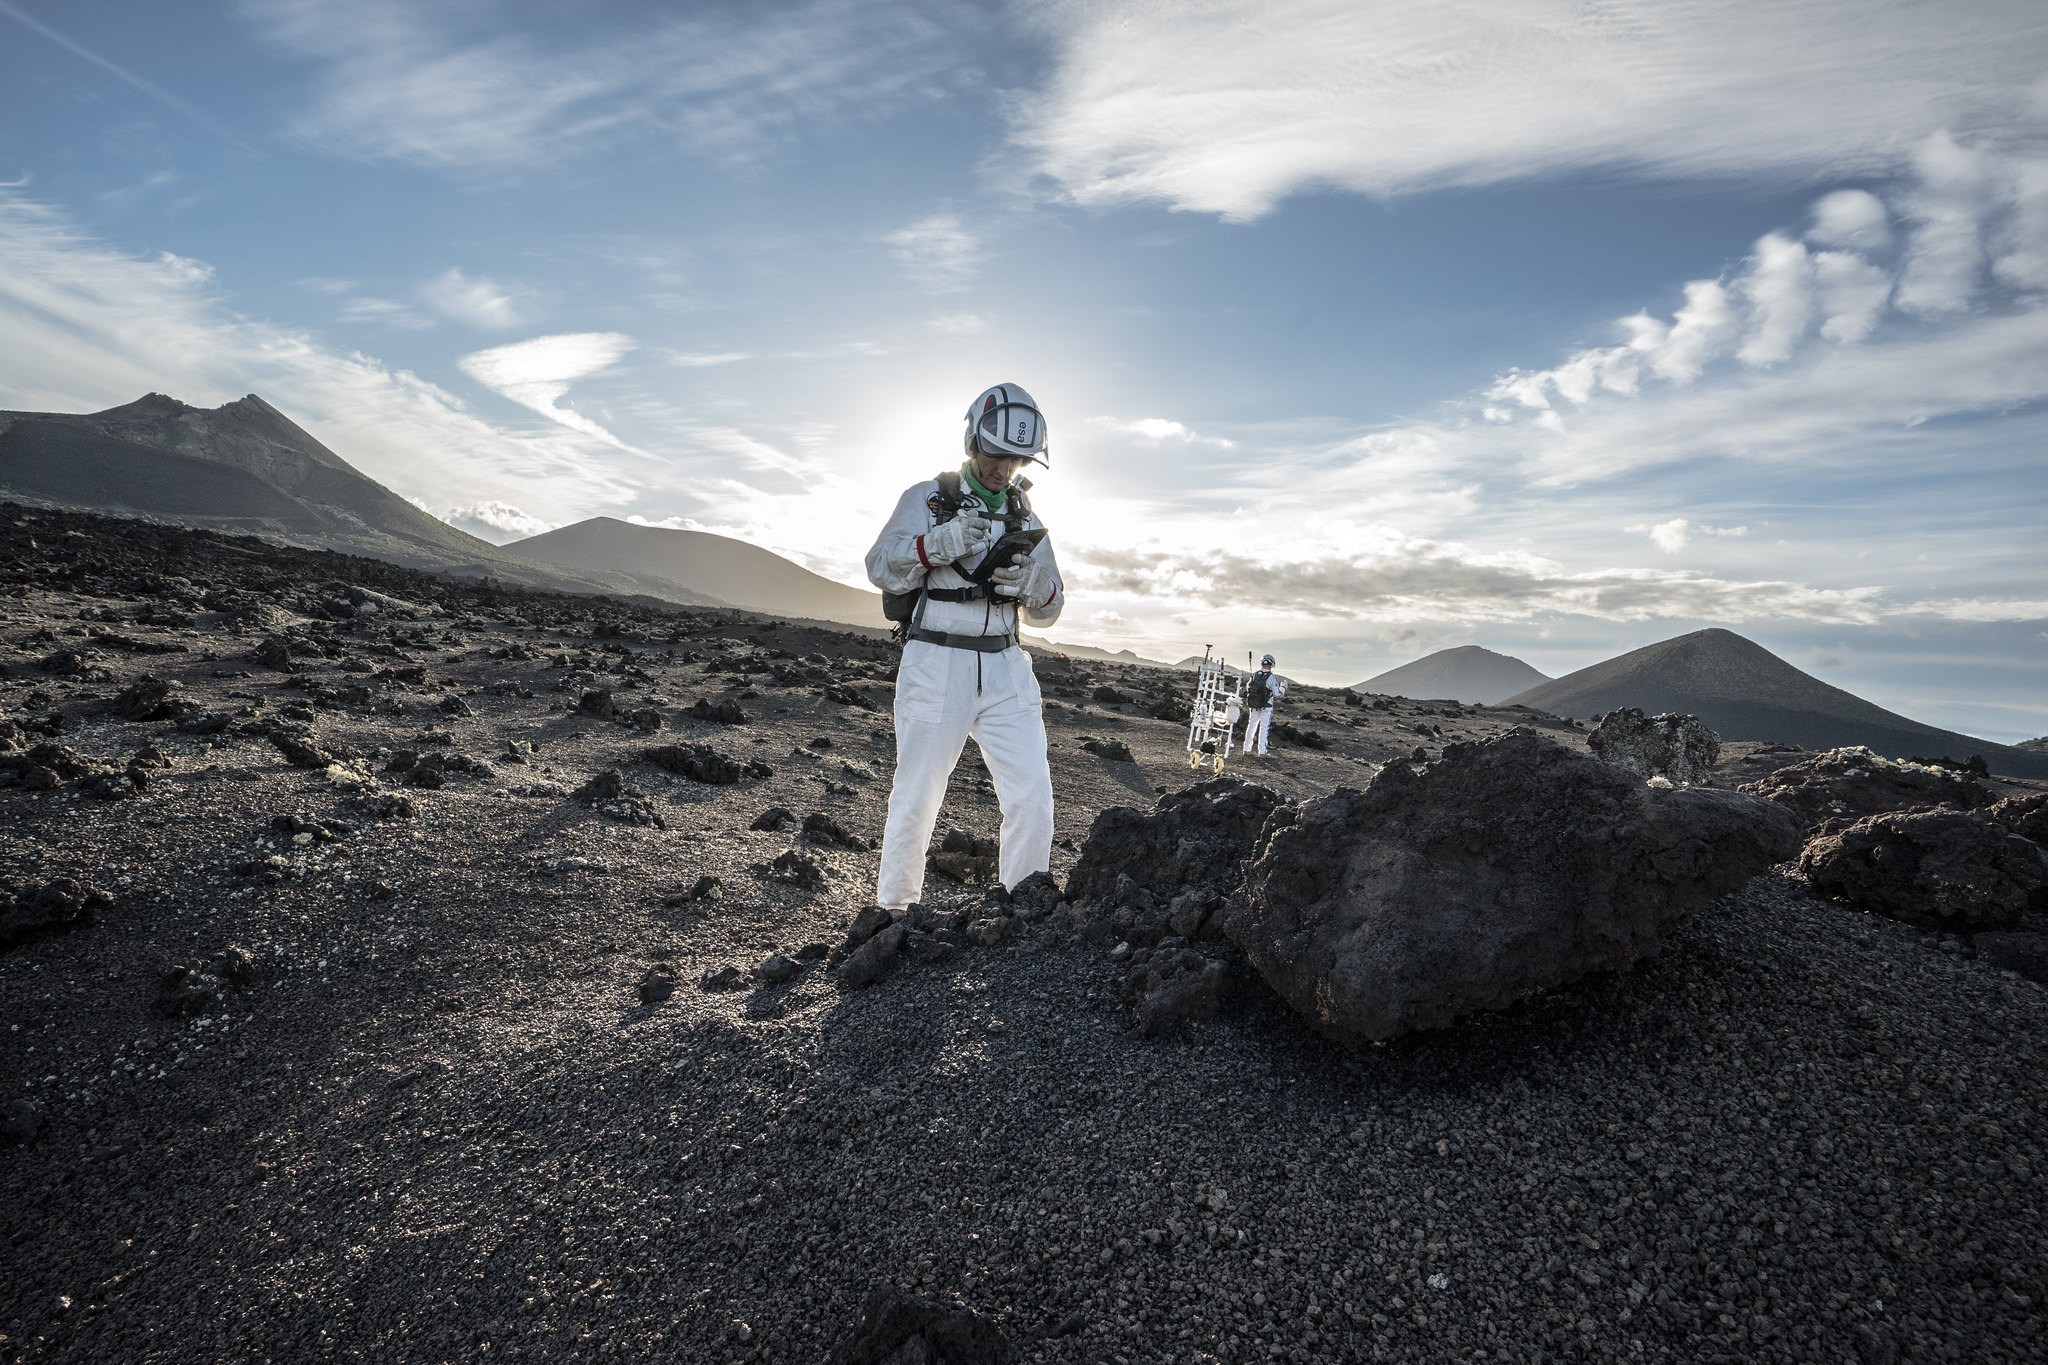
[
  {"xmin": 1222, "ymin": 729, "xmax": 1800, "ymax": 1045},
  {"xmin": 1740, "ymin": 747, "xmax": 1993, "ymax": 830},
  {"xmin": 1798, "ymin": 810, "xmax": 2046, "ymax": 928},
  {"xmin": 1986, "ymin": 793, "xmax": 2048, "ymax": 845},
  {"xmin": 1066, "ymin": 776, "xmax": 1284, "ymax": 905},
  {"xmin": 1588, "ymin": 708, "xmax": 1720, "ymax": 785}
]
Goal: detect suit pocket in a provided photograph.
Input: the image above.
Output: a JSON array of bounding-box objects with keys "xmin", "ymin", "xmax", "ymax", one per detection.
[{"xmin": 893, "ymin": 642, "xmax": 947, "ymax": 725}]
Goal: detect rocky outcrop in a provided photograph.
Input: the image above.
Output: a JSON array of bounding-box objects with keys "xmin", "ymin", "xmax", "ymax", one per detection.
[
  {"xmin": 1121, "ymin": 943, "xmax": 1229, "ymax": 1037},
  {"xmin": 1223, "ymin": 729, "xmax": 1800, "ymax": 1045},
  {"xmin": 1066, "ymin": 776, "xmax": 1283, "ymax": 906},
  {"xmin": 1740, "ymin": 747, "xmax": 1993, "ymax": 829},
  {"xmin": 1, "ymin": 877, "xmax": 114, "ymax": 947},
  {"xmin": 1798, "ymin": 810, "xmax": 2046, "ymax": 929},
  {"xmin": 1986, "ymin": 792, "xmax": 2048, "ymax": 845},
  {"xmin": 928, "ymin": 829, "xmax": 998, "ymax": 885},
  {"xmin": 1589, "ymin": 708, "xmax": 1720, "ymax": 785}
]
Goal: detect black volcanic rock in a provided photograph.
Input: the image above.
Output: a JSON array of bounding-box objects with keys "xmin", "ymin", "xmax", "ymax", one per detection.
[
  {"xmin": 927, "ymin": 829, "xmax": 998, "ymax": 884},
  {"xmin": 1, "ymin": 877, "xmax": 113, "ymax": 947},
  {"xmin": 689, "ymin": 697, "xmax": 749, "ymax": 725},
  {"xmin": 1589, "ymin": 708, "xmax": 1720, "ymax": 785},
  {"xmin": 1986, "ymin": 792, "xmax": 2048, "ymax": 844},
  {"xmin": 1740, "ymin": 747, "xmax": 1994, "ymax": 830},
  {"xmin": 271, "ymin": 731, "xmax": 342, "ymax": 769},
  {"xmin": 1223, "ymin": 729, "xmax": 1800, "ymax": 1044},
  {"xmin": 1799, "ymin": 810, "xmax": 2046, "ymax": 929},
  {"xmin": 108, "ymin": 675, "xmax": 184, "ymax": 722},
  {"xmin": 1066, "ymin": 777, "xmax": 1282, "ymax": 905},
  {"xmin": 1080, "ymin": 737, "xmax": 1135, "ymax": 763},
  {"xmin": 644, "ymin": 743, "xmax": 742, "ymax": 785}
]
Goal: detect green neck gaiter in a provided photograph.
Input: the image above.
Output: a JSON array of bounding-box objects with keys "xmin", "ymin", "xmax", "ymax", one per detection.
[{"xmin": 959, "ymin": 462, "xmax": 1008, "ymax": 514}]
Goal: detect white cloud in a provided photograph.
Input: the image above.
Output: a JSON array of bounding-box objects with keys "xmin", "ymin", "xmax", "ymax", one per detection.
[
  {"xmin": 247, "ymin": 0, "xmax": 981, "ymax": 172},
  {"xmin": 1090, "ymin": 415, "xmax": 1235, "ymax": 448},
  {"xmin": 1896, "ymin": 133, "xmax": 1994, "ymax": 315},
  {"xmin": 885, "ymin": 214, "xmax": 981, "ymax": 294},
  {"xmin": 1811, "ymin": 250, "xmax": 1891, "ymax": 343},
  {"xmin": 664, "ymin": 350, "xmax": 752, "ymax": 368},
  {"xmin": 1808, "ymin": 189, "xmax": 1891, "ymax": 251},
  {"xmin": 338, "ymin": 296, "xmax": 434, "ymax": 329},
  {"xmin": 457, "ymin": 333, "xmax": 637, "ymax": 448},
  {"xmin": 1653, "ymin": 280, "xmax": 1739, "ymax": 382},
  {"xmin": 625, "ymin": 513, "xmax": 710, "ymax": 532},
  {"xmin": 1735, "ymin": 234, "xmax": 1812, "ymax": 367},
  {"xmin": 1076, "ymin": 537, "xmax": 1894, "ymax": 626},
  {"xmin": 422, "ymin": 267, "xmax": 521, "ymax": 329},
  {"xmin": 1482, "ymin": 144, "xmax": 2048, "ymax": 463},
  {"xmin": 1014, "ymin": 0, "xmax": 2048, "ymax": 220},
  {"xmin": 1992, "ymin": 158, "xmax": 2048, "ymax": 289},
  {"xmin": 1625, "ymin": 519, "xmax": 1749, "ymax": 552},
  {"xmin": 1641, "ymin": 519, "xmax": 1692, "ymax": 553},
  {"xmin": 0, "ymin": 191, "xmax": 633, "ymax": 520},
  {"xmin": 445, "ymin": 499, "xmax": 555, "ymax": 543}
]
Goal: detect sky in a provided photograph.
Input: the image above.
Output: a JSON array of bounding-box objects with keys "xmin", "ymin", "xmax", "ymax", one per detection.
[{"xmin": 2, "ymin": 0, "xmax": 2046, "ymax": 742}]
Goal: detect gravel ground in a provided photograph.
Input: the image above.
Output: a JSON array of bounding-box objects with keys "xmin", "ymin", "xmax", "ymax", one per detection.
[{"xmin": 2, "ymin": 507, "xmax": 2045, "ymax": 1364}]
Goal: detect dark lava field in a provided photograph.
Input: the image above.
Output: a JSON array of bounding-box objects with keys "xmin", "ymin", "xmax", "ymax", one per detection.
[{"xmin": 1, "ymin": 504, "xmax": 2044, "ymax": 1365}]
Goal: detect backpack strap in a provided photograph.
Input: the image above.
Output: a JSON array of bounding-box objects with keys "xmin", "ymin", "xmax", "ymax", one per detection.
[{"xmin": 928, "ymin": 470, "xmax": 967, "ymax": 523}]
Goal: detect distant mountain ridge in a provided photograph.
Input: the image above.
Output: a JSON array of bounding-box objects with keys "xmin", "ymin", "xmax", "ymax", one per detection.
[
  {"xmin": 501, "ymin": 517, "xmax": 880, "ymax": 630},
  {"xmin": 0, "ymin": 393, "xmax": 742, "ymax": 607},
  {"xmin": 1357, "ymin": 645, "xmax": 1551, "ymax": 705},
  {"xmin": 0, "ymin": 393, "xmax": 927, "ymax": 625},
  {"xmin": 1504, "ymin": 628, "xmax": 2048, "ymax": 779}
]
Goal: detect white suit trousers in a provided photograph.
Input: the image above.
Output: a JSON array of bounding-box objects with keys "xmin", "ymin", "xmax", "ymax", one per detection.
[
  {"xmin": 1245, "ymin": 706, "xmax": 1275, "ymax": 755},
  {"xmin": 877, "ymin": 639, "xmax": 1053, "ymax": 909}
]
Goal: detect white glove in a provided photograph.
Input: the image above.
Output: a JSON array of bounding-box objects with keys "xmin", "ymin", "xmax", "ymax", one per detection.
[
  {"xmin": 921, "ymin": 513, "xmax": 992, "ymax": 566},
  {"xmin": 991, "ymin": 553, "xmax": 1057, "ymax": 606}
]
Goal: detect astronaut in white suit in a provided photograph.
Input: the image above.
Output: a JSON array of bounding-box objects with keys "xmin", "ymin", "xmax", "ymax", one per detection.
[
  {"xmin": 1243, "ymin": 654, "xmax": 1289, "ymax": 755},
  {"xmin": 864, "ymin": 383, "xmax": 1065, "ymax": 910}
]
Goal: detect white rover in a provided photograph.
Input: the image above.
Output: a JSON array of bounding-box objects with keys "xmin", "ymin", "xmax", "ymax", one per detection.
[{"xmin": 1185, "ymin": 646, "xmax": 1251, "ymax": 773}]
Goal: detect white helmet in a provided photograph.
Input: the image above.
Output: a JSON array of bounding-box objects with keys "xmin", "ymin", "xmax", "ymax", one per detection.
[
  {"xmin": 964, "ymin": 382, "xmax": 1049, "ymax": 464},
  {"xmin": 1261, "ymin": 654, "xmax": 1275, "ymax": 667}
]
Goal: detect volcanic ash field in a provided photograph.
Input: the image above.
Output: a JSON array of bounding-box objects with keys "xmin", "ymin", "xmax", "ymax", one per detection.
[{"xmin": 2, "ymin": 504, "xmax": 2045, "ymax": 1365}]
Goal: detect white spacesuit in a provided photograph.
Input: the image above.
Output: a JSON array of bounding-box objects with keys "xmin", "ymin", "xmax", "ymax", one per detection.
[
  {"xmin": 1243, "ymin": 655, "xmax": 1289, "ymax": 755},
  {"xmin": 865, "ymin": 383, "xmax": 1065, "ymax": 910}
]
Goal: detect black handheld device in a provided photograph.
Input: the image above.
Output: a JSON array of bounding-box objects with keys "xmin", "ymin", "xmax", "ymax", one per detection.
[{"xmin": 964, "ymin": 527, "xmax": 1049, "ymax": 585}]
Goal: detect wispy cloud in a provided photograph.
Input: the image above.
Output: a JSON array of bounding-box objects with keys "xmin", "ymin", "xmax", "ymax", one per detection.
[
  {"xmin": 1089, "ymin": 416, "xmax": 1235, "ymax": 448},
  {"xmin": 1472, "ymin": 140, "xmax": 2048, "ymax": 484},
  {"xmin": 246, "ymin": 0, "xmax": 983, "ymax": 173},
  {"xmin": 1014, "ymin": 0, "xmax": 2048, "ymax": 220},
  {"xmin": 458, "ymin": 333, "xmax": 638, "ymax": 449},
  {"xmin": 422, "ymin": 267, "xmax": 521, "ymax": 329},
  {"xmin": 663, "ymin": 350, "xmax": 752, "ymax": 368},
  {"xmin": 885, "ymin": 214, "xmax": 981, "ymax": 294},
  {"xmin": 0, "ymin": 0, "xmax": 264, "ymax": 156},
  {"xmin": 338, "ymin": 296, "xmax": 434, "ymax": 329},
  {"xmin": 1626, "ymin": 519, "xmax": 1748, "ymax": 553},
  {"xmin": 1075, "ymin": 538, "xmax": 1895, "ymax": 626}
]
